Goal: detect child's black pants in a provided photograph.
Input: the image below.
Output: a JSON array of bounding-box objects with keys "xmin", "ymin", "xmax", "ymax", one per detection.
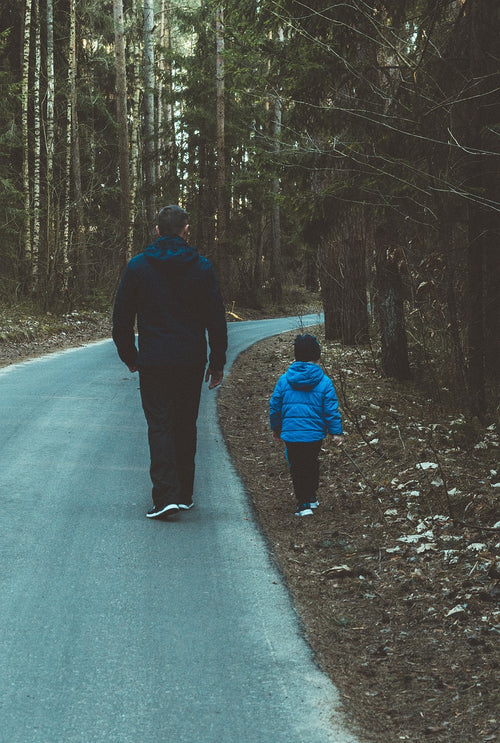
[{"xmin": 285, "ymin": 440, "xmax": 322, "ymax": 505}]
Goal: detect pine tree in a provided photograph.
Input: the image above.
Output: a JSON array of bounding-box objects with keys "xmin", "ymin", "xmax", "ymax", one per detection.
[{"xmin": 113, "ymin": 0, "xmax": 132, "ymax": 264}]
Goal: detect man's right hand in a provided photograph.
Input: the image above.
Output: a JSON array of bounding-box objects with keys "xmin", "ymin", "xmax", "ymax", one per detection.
[{"xmin": 205, "ymin": 367, "xmax": 223, "ymax": 389}]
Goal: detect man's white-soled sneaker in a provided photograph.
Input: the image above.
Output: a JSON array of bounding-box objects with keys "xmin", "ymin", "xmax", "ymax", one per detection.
[
  {"xmin": 309, "ymin": 500, "xmax": 319, "ymax": 509},
  {"xmin": 295, "ymin": 503, "xmax": 314, "ymax": 517},
  {"xmin": 146, "ymin": 503, "xmax": 180, "ymax": 518},
  {"xmin": 178, "ymin": 501, "xmax": 194, "ymax": 510}
]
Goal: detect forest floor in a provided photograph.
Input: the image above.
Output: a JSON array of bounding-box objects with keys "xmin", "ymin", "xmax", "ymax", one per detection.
[{"xmin": 1, "ymin": 305, "xmax": 499, "ymax": 743}]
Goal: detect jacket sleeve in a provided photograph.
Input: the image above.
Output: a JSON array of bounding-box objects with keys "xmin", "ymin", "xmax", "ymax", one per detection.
[
  {"xmin": 204, "ymin": 265, "xmax": 228, "ymax": 371},
  {"xmin": 269, "ymin": 378, "xmax": 284, "ymax": 432},
  {"xmin": 323, "ymin": 379, "xmax": 343, "ymax": 435},
  {"xmin": 112, "ymin": 263, "xmax": 139, "ymax": 368}
]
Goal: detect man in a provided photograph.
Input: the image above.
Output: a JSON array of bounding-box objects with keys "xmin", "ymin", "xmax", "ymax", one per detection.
[{"xmin": 112, "ymin": 205, "xmax": 228, "ymax": 518}]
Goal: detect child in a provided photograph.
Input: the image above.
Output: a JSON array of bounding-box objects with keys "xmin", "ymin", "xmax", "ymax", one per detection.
[{"xmin": 269, "ymin": 334, "xmax": 343, "ymax": 516}]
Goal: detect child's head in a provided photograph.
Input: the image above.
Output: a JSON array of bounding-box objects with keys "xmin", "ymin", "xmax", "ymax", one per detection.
[{"xmin": 294, "ymin": 334, "xmax": 321, "ymax": 362}]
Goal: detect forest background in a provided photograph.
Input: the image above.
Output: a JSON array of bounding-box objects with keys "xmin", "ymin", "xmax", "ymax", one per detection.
[
  {"xmin": 1, "ymin": 2, "xmax": 499, "ymax": 740},
  {"xmin": 0, "ymin": 0, "xmax": 499, "ymax": 417}
]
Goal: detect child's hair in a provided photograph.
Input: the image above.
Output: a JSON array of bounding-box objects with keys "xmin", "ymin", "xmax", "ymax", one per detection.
[{"xmin": 294, "ymin": 334, "xmax": 321, "ymax": 361}]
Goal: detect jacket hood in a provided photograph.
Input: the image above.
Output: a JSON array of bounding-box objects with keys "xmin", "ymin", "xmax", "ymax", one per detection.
[
  {"xmin": 144, "ymin": 235, "xmax": 199, "ymax": 270},
  {"xmin": 285, "ymin": 361, "xmax": 324, "ymax": 391}
]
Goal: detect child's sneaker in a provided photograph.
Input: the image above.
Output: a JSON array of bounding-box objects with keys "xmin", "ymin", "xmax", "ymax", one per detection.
[
  {"xmin": 295, "ymin": 503, "xmax": 314, "ymax": 517},
  {"xmin": 309, "ymin": 500, "xmax": 319, "ymax": 509}
]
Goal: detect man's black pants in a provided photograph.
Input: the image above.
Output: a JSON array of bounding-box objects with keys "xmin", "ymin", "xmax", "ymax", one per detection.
[
  {"xmin": 285, "ymin": 440, "xmax": 323, "ymax": 505},
  {"xmin": 139, "ymin": 365, "xmax": 205, "ymax": 508}
]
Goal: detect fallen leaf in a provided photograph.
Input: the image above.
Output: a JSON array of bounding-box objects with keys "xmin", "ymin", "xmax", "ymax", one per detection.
[
  {"xmin": 416, "ymin": 462, "xmax": 439, "ymax": 470},
  {"xmin": 446, "ymin": 604, "xmax": 467, "ymax": 617},
  {"xmin": 321, "ymin": 564, "xmax": 353, "ymax": 577}
]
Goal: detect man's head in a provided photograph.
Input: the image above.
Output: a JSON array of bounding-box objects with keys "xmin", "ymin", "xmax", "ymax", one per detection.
[
  {"xmin": 157, "ymin": 205, "xmax": 189, "ymax": 237},
  {"xmin": 294, "ymin": 333, "xmax": 321, "ymax": 362}
]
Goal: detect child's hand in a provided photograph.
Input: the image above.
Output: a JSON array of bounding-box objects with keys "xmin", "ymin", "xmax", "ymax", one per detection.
[
  {"xmin": 332, "ymin": 435, "xmax": 343, "ymax": 447},
  {"xmin": 272, "ymin": 430, "xmax": 281, "ymax": 442}
]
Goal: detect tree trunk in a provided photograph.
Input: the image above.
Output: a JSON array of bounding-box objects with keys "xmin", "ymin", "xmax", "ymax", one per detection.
[
  {"xmin": 304, "ymin": 250, "xmax": 318, "ymax": 292},
  {"xmin": 318, "ymin": 209, "xmax": 369, "ymax": 345},
  {"xmin": 269, "ymin": 28, "xmax": 284, "ymax": 302},
  {"xmin": 62, "ymin": 60, "xmax": 72, "ymax": 297},
  {"xmin": 484, "ymin": 225, "xmax": 500, "ymax": 382},
  {"xmin": 270, "ymin": 196, "xmax": 282, "ymax": 302},
  {"xmin": 466, "ymin": 212, "xmax": 485, "ymax": 417},
  {"xmin": 157, "ymin": 0, "xmax": 166, "ymax": 189},
  {"xmin": 318, "ymin": 237, "xmax": 342, "ymax": 341},
  {"xmin": 22, "ymin": 0, "xmax": 32, "ymax": 283},
  {"xmin": 215, "ymin": 5, "xmax": 228, "ymax": 291},
  {"xmin": 463, "ymin": 0, "xmax": 499, "ymax": 415},
  {"xmin": 340, "ymin": 208, "xmax": 369, "ymax": 345},
  {"xmin": 69, "ymin": 0, "xmax": 87, "ymax": 299},
  {"xmin": 143, "ymin": 0, "xmax": 155, "ymax": 227},
  {"xmin": 374, "ymin": 224, "xmax": 411, "ymax": 380},
  {"xmin": 441, "ymin": 219, "xmax": 468, "ymax": 395},
  {"xmin": 163, "ymin": 15, "xmax": 179, "ymax": 200},
  {"xmin": 196, "ymin": 133, "xmax": 216, "ymax": 260},
  {"xmin": 130, "ymin": 40, "xmax": 141, "ymax": 250},
  {"xmin": 32, "ymin": 0, "xmax": 40, "ymax": 290},
  {"xmin": 251, "ymin": 214, "xmax": 266, "ymax": 307},
  {"xmin": 113, "ymin": 0, "xmax": 132, "ymax": 265},
  {"xmin": 45, "ymin": 0, "xmax": 55, "ymax": 296}
]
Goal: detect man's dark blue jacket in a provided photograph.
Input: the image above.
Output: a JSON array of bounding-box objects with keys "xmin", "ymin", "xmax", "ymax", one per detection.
[{"xmin": 112, "ymin": 234, "xmax": 227, "ymax": 371}]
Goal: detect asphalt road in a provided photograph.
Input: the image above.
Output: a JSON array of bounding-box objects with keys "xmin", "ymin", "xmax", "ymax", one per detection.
[{"xmin": 0, "ymin": 315, "xmax": 360, "ymax": 743}]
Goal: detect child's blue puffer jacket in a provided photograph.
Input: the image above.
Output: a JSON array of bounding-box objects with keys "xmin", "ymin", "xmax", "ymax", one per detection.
[{"xmin": 269, "ymin": 361, "xmax": 342, "ymax": 443}]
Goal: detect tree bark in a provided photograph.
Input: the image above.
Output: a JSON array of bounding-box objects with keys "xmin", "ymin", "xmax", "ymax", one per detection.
[
  {"xmin": 69, "ymin": 0, "xmax": 87, "ymax": 298},
  {"xmin": 270, "ymin": 93, "xmax": 283, "ymax": 302},
  {"xmin": 113, "ymin": 0, "xmax": 132, "ymax": 264},
  {"xmin": 45, "ymin": 0, "xmax": 55, "ymax": 295},
  {"xmin": 318, "ymin": 237, "xmax": 342, "ymax": 341},
  {"xmin": 62, "ymin": 55, "xmax": 72, "ymax": 295},
  {"xmin": 441, "ymin": 219, "xmax": 468, "ymax": 396},
  {"xmin": 32, "ymin": 0, "xmax": 41, "ymax": 289},
  {"xmin": 157, "ymin": 0, "xmax": 166, "ymax": 188},
  {"xmin": 374, "ymin": 224, "xmax": 411, "ymax": 380},
  {"xmin": 463, "ymin": 0, "xmax": 499, "ymax": 415},
  {"xmin": 215, "ymin": 5, "xmax": 228, "ymax": 291},
  {"xmin": 130, "ymin": 40, "xmax": 141, "ymax": 250},
  {"xmin": 143, "ymin": 0, "xmax": 156, "ymax": 227},
  {"xmin": 269, "ymin": 28, "xmax": 284, "ymax": 302},
  {"xmin": 69, "ymin": 0, "xmax": 88, "ymax": 298},
  {"xmin": 22, "ymin": 0, "xmax": 32, "ymax": 282},
  {"xmin": 163, "ymin": 12, "xmax": 179, "ymax": 199},
  {"xmin": 340, "ymin": 208, "xmax": 369, "ymax": 345}
]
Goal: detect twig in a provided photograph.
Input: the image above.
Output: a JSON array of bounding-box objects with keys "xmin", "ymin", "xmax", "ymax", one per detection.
[
  {"xmin": 391, "ymin": 415, "xmax": 406, "ymax": 450},
  {"xmin": 333, "ymin": 363, "xmax": 388, "ymax": 461},
  {"xmin": 341, "ymin": 448, "xmax": 386, "ymax": 520},
  {"xmin": 427, "ymin": 439, "xmax": 456, "ymax": 522}
]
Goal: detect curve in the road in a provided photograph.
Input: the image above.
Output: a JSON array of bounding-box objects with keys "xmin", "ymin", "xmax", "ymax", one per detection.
[{"xmin": 0, "ymin": 314, "xmax": 360, "ymax": 743}]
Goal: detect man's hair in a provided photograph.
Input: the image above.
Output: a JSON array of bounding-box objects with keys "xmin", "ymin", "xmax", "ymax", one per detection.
[{"xmin": 157, "ymin": 205, "xmax": 189, "ymax": 236}]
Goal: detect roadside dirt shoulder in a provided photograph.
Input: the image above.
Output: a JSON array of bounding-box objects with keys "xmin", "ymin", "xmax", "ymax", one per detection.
[
  {"xmin": 0, "ymin": 309, "xmax": 111, "ymax": 368},
  {"xmin": 218, "ymin": 329, "xmax": 499, "ymax": 743}
]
